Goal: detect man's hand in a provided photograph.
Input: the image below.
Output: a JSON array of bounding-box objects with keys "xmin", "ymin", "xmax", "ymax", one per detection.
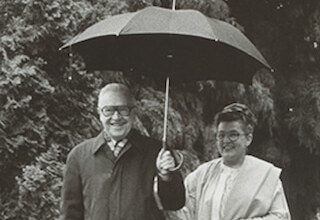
[{"xmin": 156, "ymin": 149, "xmax": 176, "ymax": 181}]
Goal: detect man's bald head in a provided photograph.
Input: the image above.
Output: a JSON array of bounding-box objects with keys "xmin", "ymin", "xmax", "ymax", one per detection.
[{"xmin": 98, "ymin": 83, "xmax": 135, "ymax": 108}]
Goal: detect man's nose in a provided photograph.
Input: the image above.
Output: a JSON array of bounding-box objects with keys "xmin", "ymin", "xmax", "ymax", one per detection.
[{"xmin": 111, "ymin": 110, "xmax": 121, "ymax": 119}]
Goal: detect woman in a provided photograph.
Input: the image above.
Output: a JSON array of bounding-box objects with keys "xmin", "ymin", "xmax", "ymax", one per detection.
[{"xmin": 172, "ymin": 103, "xmax": 291, "ymax": 220}]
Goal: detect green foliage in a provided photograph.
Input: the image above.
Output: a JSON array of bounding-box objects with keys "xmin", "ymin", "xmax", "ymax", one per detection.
[
  {"xmin": 16, "ymin": 145, "xmax": 63, "ymax": 220},
  {"xmin": 175, "ymin": 0, "xmax": 230, "ymax": 19},
  {"xmin": 278, "ymin": 75, "xmax": 320, "ymax": 154},
  {"xmin": 1, "ymin": 144, "xmax": 64, "ymax": 220},
  {"xmin": 0, "ymin": 43, "xmax": 54, "ymax": 189},
  {"xmin": 0, "ymin": 0, "xmax": 101, "ymax": 215}
]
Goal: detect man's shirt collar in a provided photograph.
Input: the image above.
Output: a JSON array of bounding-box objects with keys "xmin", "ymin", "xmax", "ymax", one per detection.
[{"xmin": 92, "ymin": 129, "xmax": 145, "ymax": 155}]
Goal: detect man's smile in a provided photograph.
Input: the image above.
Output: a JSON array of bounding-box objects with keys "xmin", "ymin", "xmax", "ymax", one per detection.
[{"xmin": 109, "ymin": 121, "xmax": 127, "ymax": 126}]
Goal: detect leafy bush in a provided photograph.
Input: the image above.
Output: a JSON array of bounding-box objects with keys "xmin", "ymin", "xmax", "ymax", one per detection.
[{"xmin": 0, "ymin": 145, "xmax": 63, "ymax": 220}]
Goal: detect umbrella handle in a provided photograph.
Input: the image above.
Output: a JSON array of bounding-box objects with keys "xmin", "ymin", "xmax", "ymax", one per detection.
[
  {"xmin": 168, "ymin": 150, "xmax": 184, "ymax": 172},
  {"xmin": 158, "ymin": 148, "xmax": 184, "ymax": 172}
]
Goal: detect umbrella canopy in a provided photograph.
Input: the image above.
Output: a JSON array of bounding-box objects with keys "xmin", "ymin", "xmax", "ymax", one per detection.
[{"xmin": 61, "ymin": 6, "xmax": 271, "ymax": 84}]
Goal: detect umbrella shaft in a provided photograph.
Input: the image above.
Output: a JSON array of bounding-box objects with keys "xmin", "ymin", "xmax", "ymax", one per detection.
[
  {"xmin": 162, "ymin": 77, "xmax": 170, "ymax": 150},
  {"xmin": 172, "ymin": 0, "xmax": 176, "ymax": 10}
]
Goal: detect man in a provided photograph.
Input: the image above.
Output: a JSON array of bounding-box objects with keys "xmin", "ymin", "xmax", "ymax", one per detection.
[
  {"xmin": 60, "ymin": 83, "xmax": 185, "ymax": 220},
  {"xmin": 171, "ymin": 103, "xmax": 291, "ymax": 220}
]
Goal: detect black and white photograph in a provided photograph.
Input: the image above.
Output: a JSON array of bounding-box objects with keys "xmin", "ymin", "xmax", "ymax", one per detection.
[{"xmin": 1, "ymin": 0, "xmax": 319, "ymax": 219}]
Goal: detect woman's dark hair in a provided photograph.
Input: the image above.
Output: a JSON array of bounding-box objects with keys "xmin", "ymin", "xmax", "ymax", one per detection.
[{"xmin": 214, "ymin": 103, "xmax": 257, "ymax": 134}]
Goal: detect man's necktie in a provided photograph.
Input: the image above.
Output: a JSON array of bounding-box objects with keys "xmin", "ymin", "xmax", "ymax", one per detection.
[{"xmin": 112, "ymin": 139, "xmax": 128, "ymax": 157}]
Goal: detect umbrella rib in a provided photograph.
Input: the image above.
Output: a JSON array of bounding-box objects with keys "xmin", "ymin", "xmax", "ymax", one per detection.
[{"xmin": 201, "ymin": 13, "xmax": 219, "ymax": 41}]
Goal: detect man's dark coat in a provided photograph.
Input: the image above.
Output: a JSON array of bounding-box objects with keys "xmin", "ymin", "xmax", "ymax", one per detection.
[{"xmin": 61, "ymin": 130, "xmax": 185, "ymax": 220}]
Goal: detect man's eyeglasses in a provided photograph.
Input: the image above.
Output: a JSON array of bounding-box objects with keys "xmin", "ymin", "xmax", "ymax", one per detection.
[
  {"xmin": 100, "ymin": 106, "xmax": 134, "ymax": 117},
  {"xmin": 216, "ymin": 131, "xmax": 247, "ymax": 142}
]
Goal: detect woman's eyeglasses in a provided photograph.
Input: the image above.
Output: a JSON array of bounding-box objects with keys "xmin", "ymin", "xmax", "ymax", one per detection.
[{"xmin": 216, "ymin": 131, "xmax": 247, "ymax": 142}]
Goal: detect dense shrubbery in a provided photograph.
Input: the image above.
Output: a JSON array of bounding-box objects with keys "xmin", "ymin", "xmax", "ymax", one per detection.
[{"xmin": 15, "ymin": 144, "xmax": 63, "ymax": 219}]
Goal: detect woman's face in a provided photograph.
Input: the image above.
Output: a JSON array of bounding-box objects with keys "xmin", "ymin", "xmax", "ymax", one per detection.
[{"xmin": 216, "ymin": 120, "xmax": 252, "ymax": 167}]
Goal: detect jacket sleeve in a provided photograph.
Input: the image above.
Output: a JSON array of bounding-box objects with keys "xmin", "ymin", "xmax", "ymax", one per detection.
[
  {"xmin": 60, "ymin": 149, "xmax": 84, "ymax": 220},
  {"xmin": 165, "ymin": 167, "xmax": 201, "ymax": 220},
  {"xmin": 157, "ymin": 171, "xmax": 186, "ymax": 210}
]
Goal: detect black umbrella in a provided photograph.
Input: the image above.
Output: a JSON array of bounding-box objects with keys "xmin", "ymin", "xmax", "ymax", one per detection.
[
  {"xmin": 61, "ymin": 6, "xmax": 271, "ymax": 84},
  {"xmin": 60, "ymin": 6, "xmax": 271, "ymax": 152}
]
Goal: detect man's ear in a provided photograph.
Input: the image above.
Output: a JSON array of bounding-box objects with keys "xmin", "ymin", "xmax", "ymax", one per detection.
[{"xmin": 97, "ymin": 107, "xmax": 104, "ymax": 122}]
